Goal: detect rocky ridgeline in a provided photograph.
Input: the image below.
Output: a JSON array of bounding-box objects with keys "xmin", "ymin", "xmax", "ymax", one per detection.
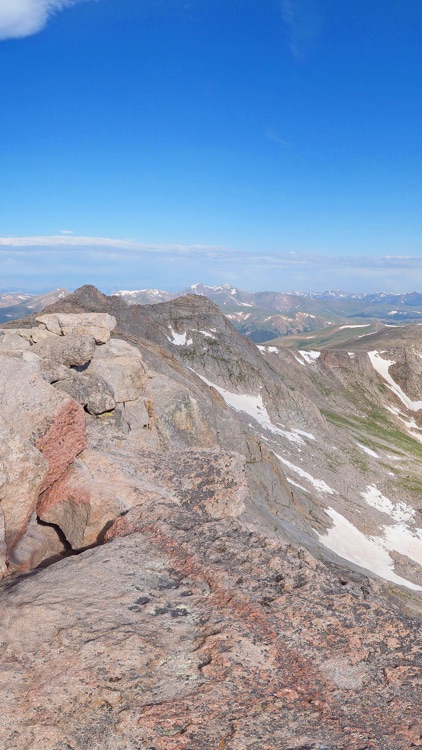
[
  {"xmin": 0, "ymin": 287, "xmax": 421, "ymax": 748},
  {"xmin": 0, "ymin": 305, "xmax": 291, "ymax": 580}
]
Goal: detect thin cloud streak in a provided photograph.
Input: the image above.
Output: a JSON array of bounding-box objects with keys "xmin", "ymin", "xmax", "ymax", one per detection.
[
  {"xmin": 0, "ymin": 235, "xmax": 226, "ymax": 254},
  {"xmin": 265, "ymin": 129, "xmax": 290, "ymax": 148},
  {"xmin": 281, "ymin": 0, "xmax": 323, "ymax": 60},
  {"xmin": 1, "ymin": 236, "xmax": 422, "ymax": 272}
]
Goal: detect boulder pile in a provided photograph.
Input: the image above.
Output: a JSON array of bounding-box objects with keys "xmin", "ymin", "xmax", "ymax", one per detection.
[{"xmin": 0, "ymin": 313, "xmax": 152, "ymax": 576}]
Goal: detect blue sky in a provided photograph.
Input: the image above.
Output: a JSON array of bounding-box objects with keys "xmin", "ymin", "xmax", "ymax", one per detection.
[{"xmin": 1, "ymin": 0, "xmax": 422, "ymax": 292}]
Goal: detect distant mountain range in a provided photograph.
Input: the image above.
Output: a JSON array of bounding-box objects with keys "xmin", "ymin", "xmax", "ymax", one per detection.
[
  {"xmin": 3, "ymin": 284, "xmax": 422, "ymax": 341},
  {"xmin": 112, "ymin": 284, "xmax": 422, "ymax": 342},
  {"xmin": 0, "ymin": 289, "xmax": 70, "ymax": 322}
]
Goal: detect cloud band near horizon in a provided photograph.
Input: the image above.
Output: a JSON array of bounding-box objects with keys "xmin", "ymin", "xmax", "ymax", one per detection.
[{"xmin": 1, "ymin": 235, "xmax": 422, "ymax": 271}]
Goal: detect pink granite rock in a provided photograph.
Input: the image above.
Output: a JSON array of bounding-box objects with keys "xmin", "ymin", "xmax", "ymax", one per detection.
[{"xmin": 0, "ymin": 352, "xmax": 86, "ymax": 574}]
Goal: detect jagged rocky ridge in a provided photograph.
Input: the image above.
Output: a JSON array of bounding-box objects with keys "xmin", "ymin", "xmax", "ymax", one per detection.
[{"xmin": 0, "ymin": 285, "xmax": 421, "ymax": 749}]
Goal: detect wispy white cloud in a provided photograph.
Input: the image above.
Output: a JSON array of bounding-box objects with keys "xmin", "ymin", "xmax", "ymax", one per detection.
[
  {"xmin": 2, "ymin": 236, "xmax": 422, "ymax": 271},
  {"xmin": 0, "ymin": 0, "xmax": 88, "ymax": 41},
  {"xmin": 281, "ymin": 0, "xmax": 323, "ymax": 60},
  {"xmin": 0, "ymin": 235, "xmax": 225, "ymax": 254},
  {"xmin": 265, "ymin": 128, "xmax": 290, "ymax": 148}
]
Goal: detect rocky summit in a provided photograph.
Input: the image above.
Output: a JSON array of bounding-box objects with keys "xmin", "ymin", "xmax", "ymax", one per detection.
[{"xmin": 0, "ymin": 285, "xmax": 421, "ymax": 749}]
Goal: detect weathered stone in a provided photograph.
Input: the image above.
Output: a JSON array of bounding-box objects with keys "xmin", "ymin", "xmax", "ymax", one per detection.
[
  {"xmin": 62, "ymin": 453, "xmax": 135, "ymax": 546},
  {"xmin": 32, "ymin": 332, "xmax": 96, "ymax": 366},
  {"xmin": 36, "ymin": 312, "xmax": 116, "ymax": 343},
  {"xmin": 39, "ymin": 359, "xmax": 72, "ymax": 384},
  {"xmin": 37, "ymin": 461, "xmax": 91, "ymax": 549},
  {"xmin": 87, "ymin": 337, "xmax": 147, "ymax": 403},
  {"xmin": 0, "ymin": 332, "xmax": 30, "ymax": 350},
  {"xmin": 0, "ymin": 352, "xmax": 86, "ymax": 572},
  {"xmin": 0, "ymin": 502, "xmax": 420, "ymax": 750},
  {"xmin": 54, "ymin": 371, "xmax": 116, "ymax": 415},
  {"xmin": 0, "ymin": 327, "xmax": 56, "ymax": 344},
  {"xmin": 0, "ymin": 416, "xmax": 47, "ymax": 569},
  {"xmin": 6, "ymin": 512, "xmax": 66, "ymax": 575}
]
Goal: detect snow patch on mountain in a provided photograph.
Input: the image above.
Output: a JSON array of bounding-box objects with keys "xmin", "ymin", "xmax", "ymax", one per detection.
[
  {"xmin": 292, "ymin": 429, "xmax": 316, "ymax": 440},
  {"xmin": 368, "ymin": 351, "xmax": 422, "ymax": 411},
  {"xmin": 318, "ymin": 509, "xmax": 422, "ymax": 592},
  {"xmin": 258, "ymin": 346, "xmax": 278, "ymax": 354},
  {"xmin": 276, "ymin": 455, "xmax": 335, "ymax": 494},
  {"xmin": 191, "ymin": 372, "xmax": 305, "ymax": 444},
  {"xmin": 356, "ymin": 442, "xmax": 379, "ymax": 458},
  {"xmin": 167, "ymin": 327, "xmax": 193, "ymax": 346},
  {"xmin": 338, "ymin": 324, "xmax": 371, "ymax": 330},
  {"xmin": 386, "ymin": 405, "xmax": 422, "ymax": 443},
  {"xmin": 198, "ymin": 330, "xmax": 216, "ymax": 338},
  {"xmin": 295, "ymin": 350, "xmax": 320, "ymax": 365},
  {"xmin": 286, "ymin": 477, "xmax": 309, "ymax": 492},
  {"xmin": 362, "ymin": 485, "xmax": 415, "ymax": 523}
]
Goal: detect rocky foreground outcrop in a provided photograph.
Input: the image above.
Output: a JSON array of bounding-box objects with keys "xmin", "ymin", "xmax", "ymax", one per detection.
[
  {"xmin": 1, "ymin": 287, "xmax": 421, "ymax": 748},
  {"xmin": 1, "ymin": 500, "xmax": 421, "ymax": 749},
  {"xmin": 0, "ymin": 306, "xmax": 291, "ymax": 578},
  {"xmin": 0, "ymin": 311, "xmax": 148, "ymax": 574}
]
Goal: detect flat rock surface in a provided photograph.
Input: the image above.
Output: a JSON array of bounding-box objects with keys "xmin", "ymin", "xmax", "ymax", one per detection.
[
  {"xmin": 0, "ymin": 502, "xmax": 420, "ymax": 750},
  {"xmin": 36, "ymin": 312, "xmax": 117, "ymax": 343}
]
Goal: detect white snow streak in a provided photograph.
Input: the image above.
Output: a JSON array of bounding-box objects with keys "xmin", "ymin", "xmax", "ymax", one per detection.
[
  {"xmin": 356, "ymin": 442, "xmax": 378, "ymax": 458},
  {"xmin": 286, "ymin": 477, "xmax": 309, "ymax": 493},
  {"xmin": 192, "ymin": 373, "xmax": 304, "ymax": 444},
  {"xmin": 293, "ymin": 429, "xmax": 316, "ymax": 440},
  {"xmin": 198, "ymin": 330, "xmax": 215, "ymax": 338},
  {"xmin": 386, "ymin": 404, "xmax": 422, "ymax": 443},
  {"xmin": 296, "ymin": 350, "xmax": 320, "ymax": 365},
  {"xmin": 276, "ymin": 454, "xmax": 335, "ymax": 494},
  {"xmin": 368, "ymin": 351, "xmax": 422, "ymax": 411},
  {"xmin": 258, "ymin": 346, "xmax": 278, "ymax": 353}
]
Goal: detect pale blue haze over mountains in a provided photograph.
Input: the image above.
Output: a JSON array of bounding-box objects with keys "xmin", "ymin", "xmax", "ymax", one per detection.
[{"xmin": 1, "ymin": 0, "xmax": 422, "ymax": 291}]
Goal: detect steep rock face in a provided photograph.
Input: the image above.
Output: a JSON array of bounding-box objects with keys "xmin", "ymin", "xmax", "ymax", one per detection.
[
  {"xmin": 0, "ymin": 351, "xmax": 86, "ymax": 573},
  {"xmin": 0, "ymin": 416, "xmax": 47, "ymax": 574}
]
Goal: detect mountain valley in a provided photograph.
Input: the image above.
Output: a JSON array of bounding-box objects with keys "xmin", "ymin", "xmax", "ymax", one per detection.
[{"xmin": 0, "ymin": 284, "xmax": 421, "ymax": 749}]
